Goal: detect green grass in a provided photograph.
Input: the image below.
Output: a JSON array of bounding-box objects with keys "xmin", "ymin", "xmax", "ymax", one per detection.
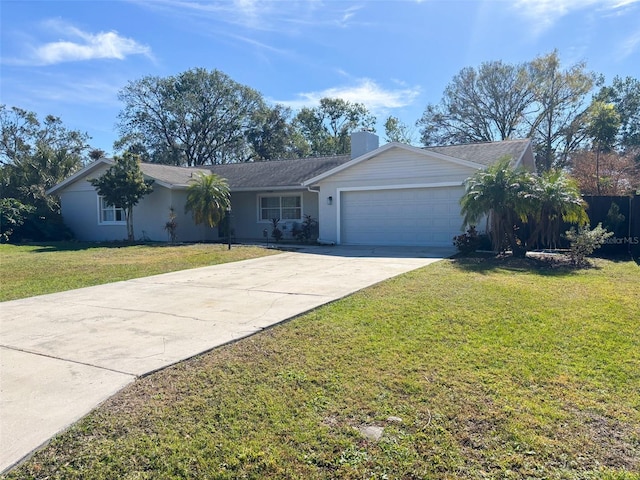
[
  {"xmin": 3, "ymin": 254, "xmax": 640, "ymax": 479},
  {"xmin": 0, "ymin": 242, "xmax": 278, "ymax": 301}
]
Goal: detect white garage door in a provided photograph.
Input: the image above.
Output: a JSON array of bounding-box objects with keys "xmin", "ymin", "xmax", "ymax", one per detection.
[{"xmin": 340, "ymin": 187, "xmax": 465, "ymax": 246}]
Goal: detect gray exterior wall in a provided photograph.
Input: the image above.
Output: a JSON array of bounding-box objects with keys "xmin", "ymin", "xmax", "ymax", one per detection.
[
  {"xmin": 58, "ymin": 168, "xmax": 218, "ymax": 242},
  {"xmin": 57, "ymin": 170, "xmax": 319, "ymax": 243},
  {"xmin": 229, "ymin": 189, "xmax": 319, "ymax": 242}
]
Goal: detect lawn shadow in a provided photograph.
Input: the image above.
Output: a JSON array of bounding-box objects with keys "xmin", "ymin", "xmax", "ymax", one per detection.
[
  {"xmin": 22, "ymin": 241, "xmax": 199, "ymax": 253},
  {"xmin": 450, "ymin": 252, "xmax": 584, "ymax": 277},
  {"xmin": 593, "ymin": 251, "xmax": 640, "ymax": 266}
]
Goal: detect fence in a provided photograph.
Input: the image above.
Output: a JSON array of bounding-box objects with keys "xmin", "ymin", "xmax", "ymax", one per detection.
[{"xmin": 582, "ymin": 195, "xmax": 640, "ymax": 256}]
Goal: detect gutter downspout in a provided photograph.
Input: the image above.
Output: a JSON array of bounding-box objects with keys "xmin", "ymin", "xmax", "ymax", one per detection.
[{"xmin": 306, "ymin": 185, "xmax": 335, "ymax": 246}]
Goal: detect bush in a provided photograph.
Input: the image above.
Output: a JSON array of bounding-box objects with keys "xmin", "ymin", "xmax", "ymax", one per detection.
[
  {"xmin": 271, "ymin": 218, "xmax": 282, "ymax": 242},
  {"xmin": 19, "ymin": 213, "xmax": 74, "ymax": 242},
  {"xmin": 292, "ymin": 214, "xmax": 318, "ymax": 243},
  {"xmin": 0, "ymin": 198, "xmax": 34, "ymax": 242},
  {"xmin": 564, "ymin": 223, "xmax": 613, "ymax": 266},
  {"xmin": 1, "ymin": 199, "xmax": 73, "ymax": 242},
  {"xmin": 453, "ymin": 226, "xmax": 481, "ymax": 254}
]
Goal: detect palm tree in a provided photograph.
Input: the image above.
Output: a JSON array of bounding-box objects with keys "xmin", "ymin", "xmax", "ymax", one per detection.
[
  {"xmin": 184, "ymin": 173, "xmax": 230, "ymax": 236},
  {"xmin": 526, "ymin": 170, "xmax": 589, "ymax": 249},
  {"xmin": 460, "ymin": 157, "xmax": 535, "ymax": 256},
  {"xmin": 461, "ymin": 158, "xmax": 590, "ymax": 255}
]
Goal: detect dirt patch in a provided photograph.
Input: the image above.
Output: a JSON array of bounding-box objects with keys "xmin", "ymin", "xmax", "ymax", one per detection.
[{"xmin": 564, "ymin": 407, "xmax": 640, "ymax": 470}]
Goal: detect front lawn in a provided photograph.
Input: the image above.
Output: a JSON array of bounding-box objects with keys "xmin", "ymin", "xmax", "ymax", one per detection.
[
  {"xmin": 0, "ymin": 242, "xmax": 277, "ymax": 302},
  {"xmin": 4, "ymin": 256, "xmax": 639, "ymax": 479}
]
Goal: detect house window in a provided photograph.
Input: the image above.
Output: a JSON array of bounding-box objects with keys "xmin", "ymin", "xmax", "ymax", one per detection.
[
  {"xmin": 259, "ymin": 195, "xmax": 302, "ymax": 221},
  {"xmin": 98, "ymin": 197, "xmax": 125, "ymax": 224}
]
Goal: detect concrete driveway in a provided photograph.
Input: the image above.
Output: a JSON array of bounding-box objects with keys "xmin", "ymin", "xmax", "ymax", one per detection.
[{"xmin": 0, "ymin": 245, "xmax": 453, "ymax": 473}]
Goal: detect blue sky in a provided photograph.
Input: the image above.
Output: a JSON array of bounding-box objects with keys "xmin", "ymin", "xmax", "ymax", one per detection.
[{"xmin": 1, "ymin": 0, "xmax": 639, "ymax": 155}]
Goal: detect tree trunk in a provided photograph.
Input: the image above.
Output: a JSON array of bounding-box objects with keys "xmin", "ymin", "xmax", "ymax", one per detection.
[
  {"xmin": 595, "ymin": 147, "xmax": 601, "ymax": 195},
  {"xmin": 126, "ymin": 207, "xmax": 135, "ymax": 241}
]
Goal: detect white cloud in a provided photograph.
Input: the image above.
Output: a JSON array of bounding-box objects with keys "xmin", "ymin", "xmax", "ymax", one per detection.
[
  {"xmin": 28, "ymin": 20, "xmax": 151, "ymax": 65},
  {"xmin": 274, "ymin": 78, "xmax": 422, "ymax": 114},
  {"xmin": 512, "ymin": 0, "xmax": 640, "ymax": 30},
  {"xmin": 617, "ymin": 27, "xmax": 640, "ymax": 59},
  {"xmin": 135, "ymin": 0, "xmax": 364, "ymax": 33}
]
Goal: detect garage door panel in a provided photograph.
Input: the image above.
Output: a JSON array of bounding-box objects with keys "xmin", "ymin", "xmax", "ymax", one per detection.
[{"xmin": 340, "ymin": 187, "xmax": 464, "ymax": 246}]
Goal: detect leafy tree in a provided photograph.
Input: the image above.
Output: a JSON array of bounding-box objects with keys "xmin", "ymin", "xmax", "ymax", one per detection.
[
  {"xmin": 294, "ymin": 98, "xmax": 376, "ymax": 156},
  {"xmin": 89, "ymin": 149, "xmax": 107, "ymax": 161},
  {"xmin": 0, "ymin": 106, "xmax": 89, "ymax": 167},
  {"xmin": 526, "ymin": 51, "xmax": 597, "ymax": 171},
  {"xmin": 417, "ymin": 60, "xmax": 535, "ymax": 146},
  {"xmin": 184, "ymin": 172, "xmax": 230, "ymax": 232},
  {"xmin": 417, "ymin": 52, "xmax": 597, "ymax": 171},
  {"xmin": 565, "ymin": 223, "xmax": 613, "ymax": 266},
  {"xmin": 594, "ymin": 76, "xmax": 640, "ymax": 153},
  {"xmin": 246, "ymin": 104, "xmax": 309, "ymax": 160},
  {"xmin": 585, "ymin": 101, "xmax": 621, "ymax": 194},
  {"xmin": 384, "ymin": 115, "xmax": 414, "ymax": 144},
  {"xmin": 570, "ymin": 150, "xmax": 640, "ymax": 195},
  {"xmin": 460, "ymin": 157, "xmax": 534, "ymax": 256},
  {"xmin": 116, "ymin": 68, "xmax": 264, "ymax": 166},
  {"xmin": 0, "ymin": 105, "xmax": 89, "ymax": 240},
  {"xmin": 89, "ymin": 152, "xmax": 154, "ymax": 241}
]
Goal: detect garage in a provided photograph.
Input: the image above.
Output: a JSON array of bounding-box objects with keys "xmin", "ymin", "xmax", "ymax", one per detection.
[
  {"xmin": 339, "ymin": 186, "xmax": 466, "ymax": 246},
  {"xmin": 305, "ymin": 136, "xmax": 534, "ymax": 247}
]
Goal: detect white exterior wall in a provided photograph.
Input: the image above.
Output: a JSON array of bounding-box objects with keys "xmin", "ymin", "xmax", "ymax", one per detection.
[{"xmin": 315, "ymin": 148, "xmax": 478, "ymax": 245}]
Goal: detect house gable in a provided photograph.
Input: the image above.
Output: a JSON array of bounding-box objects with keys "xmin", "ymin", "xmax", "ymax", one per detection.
[
  {"xmin": 46, "ymin": 158, "xmax": 114, "ymax": 196},
  {"xmin": 303, "ymin": 142, "xmax": 484, "ymax": 187},
  {"xmin": 313, "ymin": 145, "xmax": 479, "ymax": 188},
  {"xmin": 304, "ymin": 138, "xmax": 533, "ymax": 187}
]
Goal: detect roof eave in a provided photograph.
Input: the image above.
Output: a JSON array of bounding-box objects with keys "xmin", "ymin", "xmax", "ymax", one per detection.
[
  {"xmin": 46, "ymin": 158, "xmax": 114, "ymax": 195},
  {"xmin": 230, "ymin": 185, "xmax": 306, "ymax": 193},
  {"xmin": 511, "ymin": 139, "xmax": 533, "ymax": 170}
]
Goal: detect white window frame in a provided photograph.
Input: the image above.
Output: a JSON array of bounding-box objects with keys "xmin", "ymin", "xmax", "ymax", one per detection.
[
  {"xmin": 257, "ymin": 194, "xmax": 303, "ymax": 222},
  {"xmin": 97, "ymin": 196, "xmax": 126, "ymax": 225}
]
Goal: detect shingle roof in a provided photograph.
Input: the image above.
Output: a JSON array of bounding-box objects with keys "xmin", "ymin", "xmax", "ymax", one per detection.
[
  {"xmin": 100, "ymin": 140, "xmax": 530, "ymax": 193},
  {"xmin": 140, "ymin": 163, "xmax": 211, "ymax": 187},
  {"xmin": 424, "ymin": 138, "xmax": 530, "ymax": 166},
  {"xmin": 205, "ymin": 155, "xmax": 351, "ymax": 190}
]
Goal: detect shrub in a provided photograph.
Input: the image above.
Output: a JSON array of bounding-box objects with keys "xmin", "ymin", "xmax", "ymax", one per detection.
[
  {"xmin": 453, "ymin": 226, "xmax": 481, "ymax": 254},
  {"xmin": 20, "ymin": 213, "xmax": 74, "ymax": 242},
  {"xmin": 0, "ymin": 198, "xmax": 35, "ymax": 242},
  {"xmin": 564, "ymin": 223, "xmax": 613, "ymax": 266},
  {"xmin": 271, "ymin": 218, "xmax": 283, "ymax": 242},
  {"xmin": 292, "ymin": 214, "xmax": 318, "ymax": 243},
  {"xmin": 1, "ymin": 202, "xmax": 73, "ymax": 243}
]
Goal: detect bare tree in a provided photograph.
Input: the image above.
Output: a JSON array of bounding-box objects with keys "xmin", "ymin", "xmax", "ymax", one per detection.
[{"xmin": 417, "ymin": 60, "xmax": 534, "ymax": 146}]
